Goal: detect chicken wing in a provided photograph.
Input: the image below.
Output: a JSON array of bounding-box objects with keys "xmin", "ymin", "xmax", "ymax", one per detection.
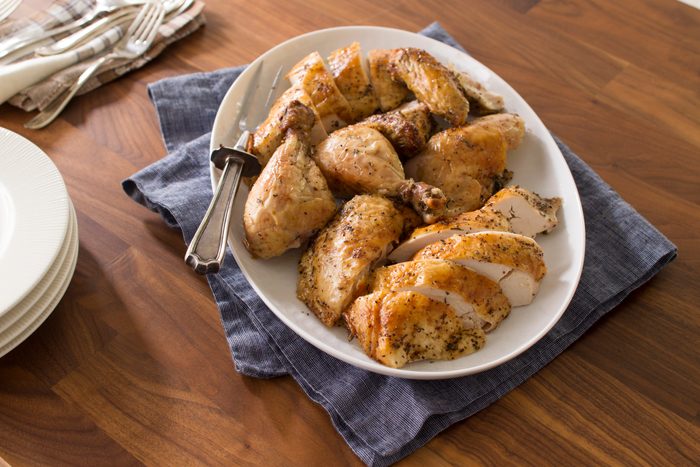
[
  {"xmin": 367, "ymin": 49, "xmax": 410, "ymax": 112},
  {"xmin": 358, "ymin": 100, "xmax": 432, "ymax": 157},
  {"xmin": 451, "ymin": 67, "xmax": 505, "ymax": 115},
  {"xmin": 344, "ymin": 290, "xmax": 486, "ymax": 368},
  {"xmin": 327, "ymin": 42, "xmax": 379, "ymax": 122},
  {"xmin": 389, "ymin": 48, "xmax": 469, "ymax": 126},
  {"xmin": 243, "ymin": 101, "xmax": 337, "ymax": 259},
  {"xmin": 405, "ymin": 113, "xmax": 525, "ymax": 216},
  {"xmin": 297, "ymin": 195, "xmax": 420, "ymax": 327},
  {"xmin": 287, "ymin": 51, "xmax": 354, "ymax": 130},
  {"xmin": 314, "ymin": 125, "xmax": 447, "ymax": 223}
]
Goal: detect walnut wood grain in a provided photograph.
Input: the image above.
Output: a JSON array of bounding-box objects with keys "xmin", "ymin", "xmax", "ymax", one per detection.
[{"xmin": 1, "ymin": 0, "xmax": 699, "ymax": 465}]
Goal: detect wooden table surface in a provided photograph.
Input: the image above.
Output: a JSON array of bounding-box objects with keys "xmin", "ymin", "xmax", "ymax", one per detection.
[{"xmin": 1, "ymin": 0, "xmax": 699, "ymax": 465}]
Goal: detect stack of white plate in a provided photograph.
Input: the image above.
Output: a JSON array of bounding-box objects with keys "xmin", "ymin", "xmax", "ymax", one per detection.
[{"xmin": 0, "ymin": 127, "xmax": 78, "ymax": 358}]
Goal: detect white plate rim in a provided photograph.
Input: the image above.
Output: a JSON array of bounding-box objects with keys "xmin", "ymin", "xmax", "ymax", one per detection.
[
  {"xmin": 210, "ymin": 26, "xmax": 586, "ymax": 379},
  {"xmin": 0, "ymin": 127, "xmax": 70, "ymax": 314},
  {"xmin": 0, "ymin": 201, "xmax": 78, "ymax": 357}
]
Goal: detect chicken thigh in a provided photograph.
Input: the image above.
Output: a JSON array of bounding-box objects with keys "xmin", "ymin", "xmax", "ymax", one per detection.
[
  {"xmin": 314, "ymin": 125, "xmax": 447, "ymax": 223},
  {"xmin": 243, "ymin": 101, "xmax": 337, "ymax": 259},
  {"xmin": 297, "ymin": 195, "xmax": 420, "ymax": 326},
  {"xmin": 405, "ymin": 113, "xmax": 525, "ymax": 216}
]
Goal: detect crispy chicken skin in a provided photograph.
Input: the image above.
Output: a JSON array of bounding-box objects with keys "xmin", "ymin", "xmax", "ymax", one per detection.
[
  {"xmin": 359, "ymin": 101, "xmax": 432, "ymax": 157},
  {"xmin": 367, "ymin": 49, "xmax": 410, "ymax": 112},
  {"xmin": 297, "ymin": 195, "xmax": 420, "ymax": 327},
  {"xmin": 405, "ymin": 113, "xmax": 526, "ymax": 216},
  {"xmin": 414, "ymin": 231, "xmax": 547, "ymax": 307},
  {"xmin": 287, "ymin": 51, "xmax": 354, "ymax": 131},
  {"xmin": 327, "ymin": 42, "xmax": 379, "ymax": 122},
  {"xmin": 389, "ymin": 48, "xmax": 470, "ymax": 126},
  {"xmin": 344, "ymin": 290, "xmax": 486, "ymax": 368},
  {"xmin": 249, "ymin": 85, "xmax": 327, "ymax": 166},
  {"xmin": 372, "ymin": 259, "xmax": 511, "ymax": 332},
  {"xmin": 243, "ymin": 101, "xmax": 337, "ymax": 259},
  {"xmin": 388, "ymin": 208, "xmax": 512, "ymax": 262},
  {"xmin": 313, "ymin": 125, "xmax": 447, "ymax": 223}
]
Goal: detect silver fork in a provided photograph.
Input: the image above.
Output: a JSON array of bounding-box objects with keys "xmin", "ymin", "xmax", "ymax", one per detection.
[
  {"xmin": 0, "ymin": 0, "xmax": 22, "ymax": 23},
  {"xmin": 185, "ymin": 63, "xmax": 284, "ymax": 274},
  {"xmin": 24, "ymin": 1, "xmax": 164, "ymax": 129}
]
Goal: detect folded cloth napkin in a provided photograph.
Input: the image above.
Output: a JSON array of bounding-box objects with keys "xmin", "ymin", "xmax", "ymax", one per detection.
[
  {"xmin": 0, "ymin": 0, "xmax": 205, "ymax": 112},
  {"xmin": 123, "ymin": 23, "xmax": 677, "ymax": 466}
]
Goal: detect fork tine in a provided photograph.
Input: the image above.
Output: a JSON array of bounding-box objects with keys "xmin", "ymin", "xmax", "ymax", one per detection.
[
  {"xmin": 139, "ymin": 5, "xmax": 164, "ymax": 44},
  {"xmin": 130, "ymin": 4, "xmax": 158, "ymax": 41}
]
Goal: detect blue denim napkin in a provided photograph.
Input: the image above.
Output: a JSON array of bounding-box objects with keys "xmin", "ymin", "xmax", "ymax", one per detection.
[{"xmin": 122, "ymin": 23, "xmax": 677, "ymax": 466}]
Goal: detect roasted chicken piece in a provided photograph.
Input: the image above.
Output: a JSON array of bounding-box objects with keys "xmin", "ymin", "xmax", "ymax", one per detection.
[
  {"xmin": 287, "ymin": 51, "xmax": 354, "ymax": 131},
  {"xmin": 344, "ymin": 290, "xmax": 486, "ymax": 368},
  {"xmin": 451, "ymin": 67, "xmax": 505, "ymax": 115},
  {"xmin": 372, "ymin": 259, "xmax": 511, "ymax": 332},
  {"xmin": 483, "ymin": 185, "xmax": 562, "ymax": 237},
  {"xmin": 327, "ymin": 42, "xmax": 379, "ymax": 121},
  {"xmin": 358, "ymin": 100, "xmax": 431, "ymax": 157},
  {"xmin": 314, "ymin": 125, "xmax": 447, "ymax": 223},
  {"xmin": 243, "ymin": 101, "xmax": 336, "ymax": 259},
  {"xmin": 249, "ymin": 85, "xmax": 327, "ymax": 166},
  {"xmin": 367, "ymin": 49, "xmax": 410, "ymax": 112},
  {"xmin": 405, "ymin": 113, "xmax": 526, "ymax": 216},
  {"xmin": 389, "ymin": 48, "xmax": 469, "ymax": 126},
  {"xmin": 414, "ymin": 231, "xmax": 547, "ymax": 306},
  {"xmin": 388, "ymin": 208, "xmax": 511, "ymax": 262},
  {"xmin": 297, "ymin": 195, "xmax": 420, "ymax": 327}
]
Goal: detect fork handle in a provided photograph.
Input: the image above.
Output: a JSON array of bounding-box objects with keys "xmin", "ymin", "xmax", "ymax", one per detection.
[
  {"xmin": 25, "ymin": 55, "xmax": 110, "ymax": 129},
  {"xmin": 184, "ymin": 133, "xmax": 251, "ymax": 274},
  {"xmin": 0, "ymin": 51, "xmax": 79, "ymax": 105}
]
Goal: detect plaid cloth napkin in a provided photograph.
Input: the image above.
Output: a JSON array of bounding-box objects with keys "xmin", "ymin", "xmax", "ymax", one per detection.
[
  {"xmin": 0, "ymin": 0, "xmax": 205, "ymax": 112},
  {"xmin": 122, "ymin": 23, "xmax": 677, "ymax": 466}
]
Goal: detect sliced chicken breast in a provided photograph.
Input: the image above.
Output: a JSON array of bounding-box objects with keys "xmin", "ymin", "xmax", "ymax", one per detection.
[
  {"xmin": 483, "ymin": 185, "xmax": 562, "ymax": 237},
  {"xmin": 287, "ymin": 51, "xmax": 354, "ymax": 131},
  {"xmin": 327, "ymin": 42, "xmax": 379, "ymax": 122},
  {"xmin": 414, "ymin": 231, "xmax": 547, "ymax": 306},
  {"xmin": 297, "ymin": 195, "xmax": 420, "ymax": 327},
  {"xmin": 388, "ymin": 208, "xmax": 511, "ymax": 262},
  {"xmin": 344, "ymin": 290, "xmax": 486, "ymax": 368},
  {"xmin": 372, "ymin": 259, "xmax": 511, "ymax": 332},
  {"xmin": 367, "ymin": 49, "xmax": 410, "ymax": 112}
]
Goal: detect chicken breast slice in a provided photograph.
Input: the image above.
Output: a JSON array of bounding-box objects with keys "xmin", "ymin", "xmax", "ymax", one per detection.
[
  {"xmin": 414, "ymin": 231, "xmax": 547, "ymax": 306},
  {"xmin": 297, "ymin": 195, "xmax": 420, "ymax": 327},
  {"xmin": 389, "ymin": 48, "xmax": 470, "ymax": 126},
  {"xmin": 388, "ymin": 208, "xmax": 511, "ymax": 262},
  {"xmin": 372, "ymin": 259, "xmax": 511, "ymax": 332},
  {"xmin": 450, "ymin": 67, "xmax": 505, "ymax": 115},
  {"xmin": 243, "ymin": 101, "xmax": 337, "ymax": 259},
  {"xmin": 367, "ymin": 49, "xmax": 410, "ymax": 112},
  {"xmin": 287, "ymin": 51, "xmax": 354, "ymax": 131},
  {"xmin": 344, "ymin": 290, "xmax": 486, "ymax": 368},
  {"xmin": 327, "ymin": 42, "xmax": 379, "ymax": 122},
  {"xmin": 249, "ymin": 85, "xmax": 327, "ymax": 166},
  {"xmin": 483, "ymin": 185, "xmax": 562, "ymax": 237},
  {"xmin": 405, "ymin": 113, "xmax": 525, "ymax": 216}
]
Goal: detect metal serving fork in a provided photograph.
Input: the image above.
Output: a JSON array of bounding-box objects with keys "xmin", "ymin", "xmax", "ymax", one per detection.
[
  {"xmin": 185, "ymin": 63, "xmax": 284, "ymax": 274},
  {"xmin": 24, "ymin": 1, "xmax": 164, "ymax": 129},
  {"xmin": 0, "ymin": 0, "xmax": 22, "ymax": 23}
]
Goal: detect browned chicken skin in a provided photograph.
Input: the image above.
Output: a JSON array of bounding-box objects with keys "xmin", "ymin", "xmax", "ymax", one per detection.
[
  {"xmin": 389, "ymin": 48, "xmax": 470, "ymax": 126},
  {"xmin": 327, "ymin": 42, "xmax": 379, "ymax": 122},
  {"xmin": 297, "ymin": 195, "xmax": 420, "ymax": 326},
  {"xmin": 243, "ymin": 101, "xmax": 337, "ymax": 259},
  {"xmin": 344, "ymin": 290, "xmax": 486, "ymax": 368},
  {"xmin": 405, "ymin": 113, "xmax": 526, "ymax": 216},
  {"xmin": 367, "ymin": 49, "xmax": 410, "ymax": 112},
  {"xmin": 313, "ymin": 125, "xmax": 447, "ymax": 223},
  {"xmin": 358, "ymin": 100, "xmax": 432, "ymax": 157}
]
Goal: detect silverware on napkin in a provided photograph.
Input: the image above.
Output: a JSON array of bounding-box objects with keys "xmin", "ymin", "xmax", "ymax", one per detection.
[
  {"xmin": 185, "ymin": 62, "xmax": 284, "ymax": 274},
  {"xmin": 0, "ymin": 0, "xmax": 22, "ymax": 23}
]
